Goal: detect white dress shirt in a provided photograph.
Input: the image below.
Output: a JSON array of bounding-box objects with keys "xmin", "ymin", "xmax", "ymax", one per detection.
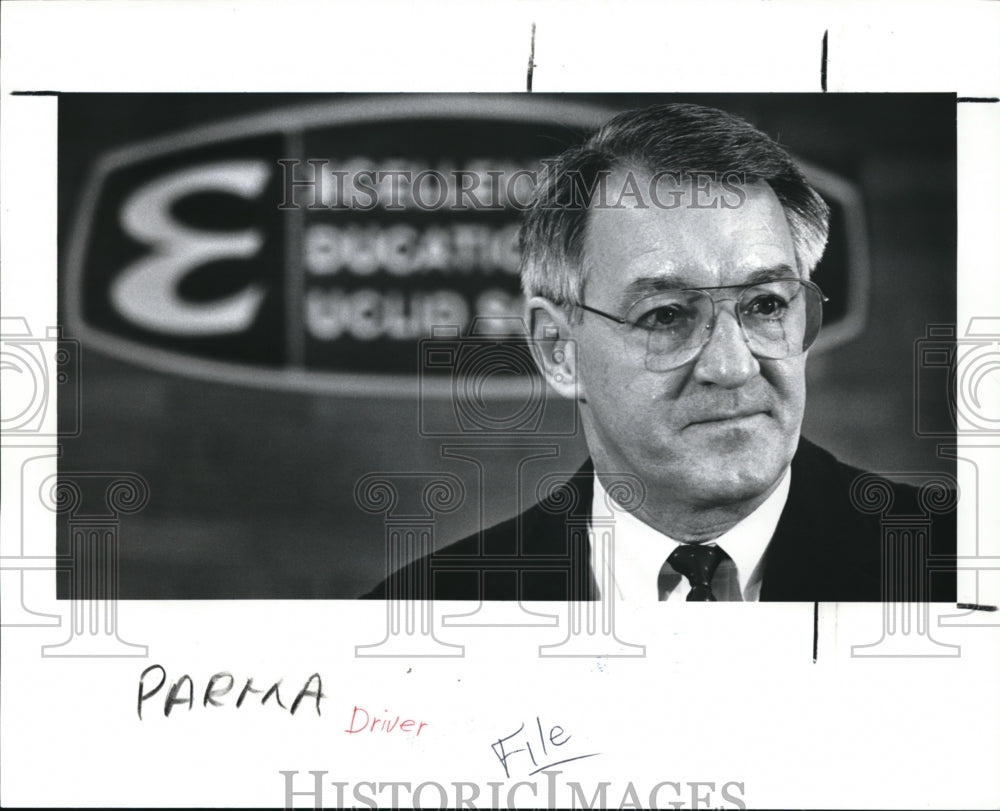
[{"xmin": 588, "ymin": 468, "xmax": 791, "ymax": 602}]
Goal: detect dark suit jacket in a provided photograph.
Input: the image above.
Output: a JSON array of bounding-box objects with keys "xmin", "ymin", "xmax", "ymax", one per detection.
[{"xmin": 361, "ymin": 437, "xmax": 956, "ymax": 602}]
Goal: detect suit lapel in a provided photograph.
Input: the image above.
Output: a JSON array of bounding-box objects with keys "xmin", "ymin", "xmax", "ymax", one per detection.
[
  {"xmin": 760, "ymin": 437, "xmax": 880, "ymax": 601},
  {"xmin": 519, "ymin": 459, "xmax": 599, "ymax": 600}
]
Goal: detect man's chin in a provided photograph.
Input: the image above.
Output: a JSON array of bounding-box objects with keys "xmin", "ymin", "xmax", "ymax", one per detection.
[
  {"xmin": 655, "ymin": 434, "xmax": 794, "ymax": 506},
  {"xmin": 687, "ymin": 468, "xmax": 785, "ymax": 509}
]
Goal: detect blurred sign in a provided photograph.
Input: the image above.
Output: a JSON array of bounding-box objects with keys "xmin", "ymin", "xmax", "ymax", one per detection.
[{"xmin": 65, "ymin": 95, "xmax": 867, "ymax": 396}]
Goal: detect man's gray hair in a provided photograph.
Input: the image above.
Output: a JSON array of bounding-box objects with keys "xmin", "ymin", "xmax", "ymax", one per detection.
[{"xmin": 519, "ymin": 103, "xmax": 831, "ymax": 307}]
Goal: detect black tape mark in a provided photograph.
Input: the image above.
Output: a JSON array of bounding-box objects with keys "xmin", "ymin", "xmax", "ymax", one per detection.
[
  {"xmin": 812, "ymin": 601, "xmax": 819, "ymax": 662},
  {"xmin": 526, "ymin": 22, "xmax": 536, "ymax": 92},
  {"xmin": 820, "ymin": 30, "xmax": 828, "ymax": 93},
  {"xmin": 956, "ymin": 97, "xmax": 999, "ymax": 103},
  {"xmin": 10, "ymin": 90, "xmax": 60, "ymax": 96},
  {"xmin": 957, "ymin": 603, "xmax": 998, "ymax": 612}
]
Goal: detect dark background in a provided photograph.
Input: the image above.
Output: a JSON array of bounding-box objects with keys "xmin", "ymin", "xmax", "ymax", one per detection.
[{"xmin": 58, "ymin": 93, "xmax": 956, "ymax": 598}]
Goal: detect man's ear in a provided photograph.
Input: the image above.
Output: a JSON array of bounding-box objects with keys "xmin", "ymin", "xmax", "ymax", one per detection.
[{"xmin": 526, "ymin": 296, "xmax": 583, "ymax": 401}]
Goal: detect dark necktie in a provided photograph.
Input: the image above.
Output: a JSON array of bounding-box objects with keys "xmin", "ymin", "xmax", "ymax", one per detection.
[{"xmin": 660, "ymin": 543, "xmax": 727, "ymax": 601}]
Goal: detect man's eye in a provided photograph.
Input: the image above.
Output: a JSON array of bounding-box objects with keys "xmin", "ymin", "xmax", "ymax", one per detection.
[
  {"xmin": 745, "ymin": 295, "xmax": 788, "ymax": 318},
  {"xmin": 636, "ymin": 305, "xmax": 685, "ymax": 329}
]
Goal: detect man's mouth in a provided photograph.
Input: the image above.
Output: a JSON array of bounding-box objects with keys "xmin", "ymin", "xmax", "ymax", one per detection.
[{"xmin": 687, "ymin": 410, "xmax": 768, "ymax": 427}]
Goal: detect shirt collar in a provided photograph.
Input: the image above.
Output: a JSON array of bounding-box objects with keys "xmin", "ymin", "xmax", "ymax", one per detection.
[{"xmin": 590, "ymin": 467, "xmax": 791, "ymax": 601}]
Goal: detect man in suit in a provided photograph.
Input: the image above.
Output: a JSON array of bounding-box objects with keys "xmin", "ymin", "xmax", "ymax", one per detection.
[{"xmin": 363, "ymin": 102, "xmax": 956, "ymax": 602}]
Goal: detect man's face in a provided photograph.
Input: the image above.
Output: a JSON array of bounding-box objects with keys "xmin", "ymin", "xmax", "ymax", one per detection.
[{"xmin": 573, "ymin": 173, "xmax": 807, "ymax": 510}]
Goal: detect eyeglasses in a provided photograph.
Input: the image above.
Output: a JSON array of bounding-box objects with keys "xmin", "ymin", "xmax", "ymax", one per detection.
[{"xmin": 577, "ymin": 279, "xmax": 827, "ymax": 372}]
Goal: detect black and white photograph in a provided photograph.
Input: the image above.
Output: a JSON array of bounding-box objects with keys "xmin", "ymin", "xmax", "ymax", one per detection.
[{"xmin": 58, "ymin": 92, "xmax": 958, "ymax": 603}]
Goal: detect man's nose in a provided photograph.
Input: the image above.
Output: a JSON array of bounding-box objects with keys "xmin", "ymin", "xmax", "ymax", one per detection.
[{"xmin": 691, "ymin": 309, "xmax": 760, "ymax": 387}]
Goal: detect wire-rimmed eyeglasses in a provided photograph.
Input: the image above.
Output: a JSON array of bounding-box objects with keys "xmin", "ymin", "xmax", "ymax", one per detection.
[{"xmin": 576, "ymin": 279, "xmax": 827, "ymax": 372}]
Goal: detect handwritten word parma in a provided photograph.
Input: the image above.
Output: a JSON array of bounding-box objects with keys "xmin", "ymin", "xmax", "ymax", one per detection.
[{"xmin": 137, "ymin": 666, "xmax": 323, "ymax": 719}]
